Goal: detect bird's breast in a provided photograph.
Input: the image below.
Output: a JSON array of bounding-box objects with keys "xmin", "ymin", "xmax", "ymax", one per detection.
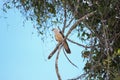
[{"xmin": 55, "ymin": 33, "xmax": 63, "ymax": 43}]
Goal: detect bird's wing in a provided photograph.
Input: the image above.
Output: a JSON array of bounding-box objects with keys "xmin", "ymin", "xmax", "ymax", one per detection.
[
  {"xmin": 59, "ymin": 31, "xmax": 65, "ymax": 38},
  {"xmin": 59, "ymin": 31, "xmax": 71, "ymax": 53},
  {"xmin": 63, "ymin": 40, "xmax": 71, "ymax": 53}
]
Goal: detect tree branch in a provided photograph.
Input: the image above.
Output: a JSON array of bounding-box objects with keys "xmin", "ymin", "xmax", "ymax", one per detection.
[
  {"xmin": 48, "ymin": 43, "xmax": 61, "ymax": 59},
  {"xmin": 66, "ymin": 11, "xmax": 96, "ymax": 38},
  {"xmin": 62, "ymin": 1, "xmax": 67, "ymax": 33},
  {"xmin": 55, "ymin": 45, "xmax": 62, "ymax": 80},
  {"xmin": 67, "ymin": 38, "xmax": 93, "ymax": 48},
  {"xmin": 102, "ymin": 23, "xmax": 110, "ymax": 80},
  {"xmin": 63, "ymin": 49, "xmax": 78, "ymax": 68},
  {"xmin": 66, "ymin": 17, "xmax": 74, "ymax": 28}
]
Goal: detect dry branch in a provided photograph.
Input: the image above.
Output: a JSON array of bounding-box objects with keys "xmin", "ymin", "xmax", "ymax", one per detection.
[
  {"xmin": 66, "ymin": 17, "xmax": 74, "ymax": 28},
  {"xmin": 55, "ymin": 45, "xmax": 62, "ymax": 80},
  {"xmin": 62, "ymin": 1, "xmax": 67, "ymax": 33},
  {"xmin": 67, "ymin": 38, "xmax": 92, "ymax": 48},
  {"xmin": 48, "ymin": 43, "xmax": 61, "ymax": 59},
  {"xmin": 63, "ymin": 49, "xmax": 78, "ymax": 68},
  {"xmin": 66, "ymin": 11, "xmax": 96, "ymax": 38}
]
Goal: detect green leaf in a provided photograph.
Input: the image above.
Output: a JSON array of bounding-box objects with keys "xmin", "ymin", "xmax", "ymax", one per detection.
[{"xmin": 117, "ymin": 49, "xmax": 120, "ymax": 55}]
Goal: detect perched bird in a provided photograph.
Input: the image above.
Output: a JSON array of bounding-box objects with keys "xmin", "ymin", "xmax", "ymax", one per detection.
[{"xmin": 52, "ymin": 28, "xmax": 71, "ymax": 53}]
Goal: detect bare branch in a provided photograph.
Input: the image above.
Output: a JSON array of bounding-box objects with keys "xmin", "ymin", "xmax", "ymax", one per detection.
[
  {"xmin": 48, "ymin": 43, "xmax": 61, "ymax": 59},
  {"xmin": 64, "ymin": 0, "xmax": 79, "ymax": 29},
  {"xmin": 67, "ymin": 38, "xmax": 92, "ymax": 48},
  {"xmin": 102, "ymin": 23, "xmax": 110, "ymax": 80},
  {"xmin": 62, "ymin": 1, "xmax": 67, "ymax": 33},
  {"xmin": 55, "ymin": 45, "xmax": 62, "ymax": 80},
  {"xmin": 66, "ymin": 17, "xmax": 74, "ymax": 28},
  {"xmin": 66, "ymin": 11, "xmax": 96, "ymax": 38},
  {"xmin": 63, "ymin": 49, "xmax": 78, "ymax": 68}
]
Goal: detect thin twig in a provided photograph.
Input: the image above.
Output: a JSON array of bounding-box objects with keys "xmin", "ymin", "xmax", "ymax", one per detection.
[
  {"xmin": 66, "ymin": 17, "xmax": 74, "ymax": 28},
  {"xmin": 63, "ymin": 49, "xmax": 78, "ymax": 69},
  {"xmin": 55, "ymin": 44, "xmax": 62, "ymax": 80},
  {"xmin": 62, "ymin": 1, "xmax": 67, "ymax": 33},
  {"xmin": 67, "ymin": 38, "xmax": 93, "ymax": 48},
  {"xmin": 103, "ymin": 24, "xmax": 110, "ymax": 80}
]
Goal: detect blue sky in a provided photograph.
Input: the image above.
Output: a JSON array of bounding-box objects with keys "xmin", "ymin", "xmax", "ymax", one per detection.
[{"xmin": 0, "ymin": 1, "xmax": 86, "ymax": 80}]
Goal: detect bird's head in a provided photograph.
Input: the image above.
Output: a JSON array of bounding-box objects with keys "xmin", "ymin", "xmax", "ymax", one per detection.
[{"xmin": 52, "ymin": 28, "xmax": 59, "ymax": 32}]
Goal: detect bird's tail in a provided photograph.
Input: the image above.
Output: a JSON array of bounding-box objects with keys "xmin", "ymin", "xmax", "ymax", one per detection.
[{"xmin": 63, "ymin": 40, "xmax": 71, "ymax": 53}]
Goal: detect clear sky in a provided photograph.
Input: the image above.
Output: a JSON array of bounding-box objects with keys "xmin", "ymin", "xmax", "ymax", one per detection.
[{"xmin": 0, "ymin": 1, "xmax": 86, "ymax": 80}]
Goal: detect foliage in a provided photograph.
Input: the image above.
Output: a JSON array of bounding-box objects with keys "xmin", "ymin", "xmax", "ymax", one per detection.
[
  {"xmin": 67, "ymin": 0, "xmax": 120, "ymax": 79},
  {"xmin": 3, "ymin": 0, "xmax": 120, "ymax": 80}
]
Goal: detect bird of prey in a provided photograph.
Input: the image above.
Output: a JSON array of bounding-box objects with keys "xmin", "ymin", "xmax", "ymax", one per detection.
[{"xmin": 52, "ymin": 28, "xmax": 71, "ymax": 53}]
